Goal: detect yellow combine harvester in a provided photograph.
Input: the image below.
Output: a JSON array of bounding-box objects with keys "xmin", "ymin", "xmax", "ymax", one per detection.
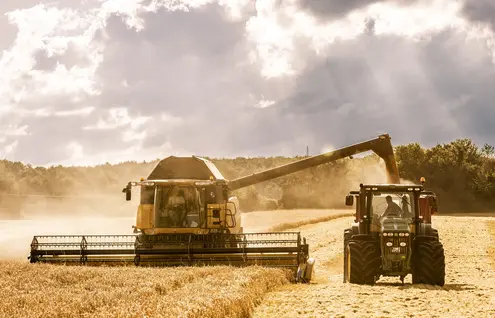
[{"xmin": 28, "ymin": 134, "xmax": 400, "ymax": 282}]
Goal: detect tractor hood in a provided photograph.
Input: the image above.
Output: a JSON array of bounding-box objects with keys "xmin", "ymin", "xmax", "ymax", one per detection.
[{"xmin": 381, "ymin": 217, "xmax": 410, "ymax": 232}]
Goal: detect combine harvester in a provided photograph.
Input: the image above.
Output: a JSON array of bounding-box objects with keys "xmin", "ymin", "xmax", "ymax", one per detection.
[{"xmin": 28, "ymin": 134, "xmax": 400, "ymax": 283}]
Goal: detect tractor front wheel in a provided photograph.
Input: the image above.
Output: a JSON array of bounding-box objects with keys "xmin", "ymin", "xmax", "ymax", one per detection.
[
  {"xmin": 345, "ymin": 239, "xmax": 381, "ymax": 285},
  {"xmin": 412, "ymin": 240, "xmax": 445, "ymax": 286}
]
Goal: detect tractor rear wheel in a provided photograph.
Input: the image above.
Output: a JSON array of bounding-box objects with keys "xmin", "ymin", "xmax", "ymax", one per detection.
[
  {"xmin": 412, "ymin": 240, "xmax": 445, "ymax": 286},
  {"xmin": 345, "ymin": 239, "xmax": 381, "ymax": 285}
]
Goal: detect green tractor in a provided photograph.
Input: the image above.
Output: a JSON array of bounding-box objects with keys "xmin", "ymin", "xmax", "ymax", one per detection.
[{"xmin": 343, "ymin": 180, "xmax": 445, "ymax": 286}]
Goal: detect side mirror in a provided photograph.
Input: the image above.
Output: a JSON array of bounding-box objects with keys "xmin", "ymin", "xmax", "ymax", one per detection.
[
  {"xmin": 122, "ymin": 183, "xmax": 132, "ymax": 201},
  {"xmin": 345, "ymin": 195, "xmax": 354, "ymax": 206}
]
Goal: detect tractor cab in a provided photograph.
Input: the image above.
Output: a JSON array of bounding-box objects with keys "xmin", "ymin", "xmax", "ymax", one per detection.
[{"xmin": 345, "ymin": 182, "xmax": 438, "ymax": 237}]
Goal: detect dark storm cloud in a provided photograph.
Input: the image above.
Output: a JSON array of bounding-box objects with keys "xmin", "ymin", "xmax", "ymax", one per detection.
[
  {"xmin": 297, "ymin": 0, "xmax": 384, "ymax": 19},
  {"xmin": 461, "ymin": 0, "xmax": 495, "ymax": 31},
  {"xmin": 296, "ymin": 0, "xmax": 419, "ymax": 20},
  {"xmin": 88, "ymin": 2, "xmax": 300, "ymax": 156},
  {"xmin": 3, "ymin": 0, "xmax": 495, "ymax": 165},
  {"xmin": 92, "ymin": 3, "xmax": 262, "ymax": 117},
  {"xmin": 267, "ymin": 28, "xmax": 495, "ymax": 150}
]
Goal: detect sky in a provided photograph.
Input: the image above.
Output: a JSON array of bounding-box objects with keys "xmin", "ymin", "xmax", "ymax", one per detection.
[{"xmin": 0, "ymin": 0, "xmax": 494, "ymax": 167}]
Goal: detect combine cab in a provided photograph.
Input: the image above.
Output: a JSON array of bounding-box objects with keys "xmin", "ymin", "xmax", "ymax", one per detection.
[
  {"xmin": 29, "ymin": 134, "xmax": 401, "ymax": 283},
  {"xmin": 342, "ymin": 180, "xmax": 445, "ymax": 286}
]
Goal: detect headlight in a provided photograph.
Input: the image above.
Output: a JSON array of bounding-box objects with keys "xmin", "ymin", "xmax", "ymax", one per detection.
[
  {"xmin": 405, "ymin": 233, "xmax": 410, "ymax": 237},
  {"xmin": 399, "ymin": 233, "xmax": 404, "ymax": 237},
  {"xmin": 400, "ymin": 242, "xmax": 407, "ymax": 247},
  {"xmin": 386, "ymin": 242, "xmax": 393, "ymax": 247}
]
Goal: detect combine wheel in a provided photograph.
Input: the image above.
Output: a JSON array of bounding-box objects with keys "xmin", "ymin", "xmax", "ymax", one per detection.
[
  {"xmin": 344, "ymin": 240, "xmax": 381, "ymax": 285},
  {"xmin": 412, "ymin": 240, "xmax": 445, "ymax": 286}
]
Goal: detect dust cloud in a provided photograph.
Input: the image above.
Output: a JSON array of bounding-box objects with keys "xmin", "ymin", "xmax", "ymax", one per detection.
[
  {"xmin": 0, "ymin": 194, "xmax": 137, "ymax": 260},
  {"xmin": 0, "ymin": 155, "xmax": 408, "ymax": 261}
]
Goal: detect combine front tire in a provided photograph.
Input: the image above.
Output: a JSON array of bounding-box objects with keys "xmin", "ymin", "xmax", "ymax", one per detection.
[
  {"xmin": 412, "ymin": 240, "xmax": 445, "ymax": 286},
  {"xmin": 344, "ymin": 239, "xmax": 381, "ymax": 285}
]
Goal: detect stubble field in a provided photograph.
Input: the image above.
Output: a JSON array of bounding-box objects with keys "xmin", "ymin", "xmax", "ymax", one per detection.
[{"xmin": 0, "ymin": 210, "xmax": 494, "ymax": 317}]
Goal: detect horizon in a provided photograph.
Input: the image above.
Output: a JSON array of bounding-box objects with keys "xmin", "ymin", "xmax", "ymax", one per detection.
[{"xmin": 0, "ymin": 134, "xmax": 493, "ymax": 168}]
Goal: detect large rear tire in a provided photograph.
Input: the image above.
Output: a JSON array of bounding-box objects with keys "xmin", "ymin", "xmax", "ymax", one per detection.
[
  {"xmin": 345, "ymin": 239, "xmax": 381, "ymax": 285},
  {"xmin": 412, "ymin": 240, "xmax": 445, "ymax": 286}
]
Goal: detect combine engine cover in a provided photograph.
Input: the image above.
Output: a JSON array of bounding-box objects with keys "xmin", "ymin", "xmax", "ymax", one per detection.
[{"xmin": 147, "ymin": 156, "xmax": 225, "ymax": 181}]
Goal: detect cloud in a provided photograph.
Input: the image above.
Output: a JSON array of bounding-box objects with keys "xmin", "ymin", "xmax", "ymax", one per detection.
[
  {"xmin": 461, "ymin": 0, "xmax": 495, "ymax": 31},
  {"xmin": 297, "ymin": 0, "xmax": 386, "ymax": 19},
  {"xmin": 0, "ymin": 0, "xmax": 494, "ymax": 167}
]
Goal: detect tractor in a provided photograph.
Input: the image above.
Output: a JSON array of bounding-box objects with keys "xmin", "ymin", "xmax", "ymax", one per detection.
[{"xmin": 343, "ymin": 179, "xmax": 445, "ymax": 286}]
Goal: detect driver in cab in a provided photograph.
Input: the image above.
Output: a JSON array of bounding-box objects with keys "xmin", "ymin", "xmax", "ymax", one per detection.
[{"xmin": 383, "ymin": 195, "xmax": 402, "ymax": 218}]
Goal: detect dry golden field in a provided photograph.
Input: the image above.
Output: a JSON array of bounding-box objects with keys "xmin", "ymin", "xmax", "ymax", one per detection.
[
  {"xmin": 0, "ymin": 209, "xmax": 347, "ymax": 318},
  {"xmin": 489, "ymin": 220, "xmax": 495, "ymax": 270},
  {"xmin": 0, "ymin": 263, "xmax": 290, "ymax": 318},
  {"xmin": 1, "ymin": 211, "xmax": 494, "ymax": 318},
  {"xmin": 253, "ymin": 215, "xmax": 495, "ymax": 317}
]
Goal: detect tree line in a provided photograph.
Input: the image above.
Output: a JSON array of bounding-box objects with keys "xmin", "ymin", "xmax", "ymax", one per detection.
[{"xmin": 0, "ymin": 138, "xmax": 494, "ymax": 213}]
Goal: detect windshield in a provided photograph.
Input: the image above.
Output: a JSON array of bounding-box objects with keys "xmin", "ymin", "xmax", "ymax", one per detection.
[
  {"xmin": 370, "ymin": 191, "xmax": 415, "ymax": 224},
  {"xmin": 154, "ymin": 185, "xmax": 203, "ymax": 228}
]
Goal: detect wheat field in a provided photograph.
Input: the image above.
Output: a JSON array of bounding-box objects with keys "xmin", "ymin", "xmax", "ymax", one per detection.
[
  {"xmin": 253, "ymin": 215, "xmax": 495, "ymax": 317},
  {"xmin": 0, "ymin": 209, "xmax": 346, "ymax": 318},
  {"xmin": 0, "ymin": 262, "xmax": 292, "ymax": 318},
  {"xmin": 1, "ymin": 211, "xmax": 494, "ymax": 317}
]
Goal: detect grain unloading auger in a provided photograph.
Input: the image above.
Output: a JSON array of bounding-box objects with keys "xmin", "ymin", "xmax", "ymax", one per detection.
[{"xmin": 29, "ymin": 134, "xmax": 400, "ymax": 283}]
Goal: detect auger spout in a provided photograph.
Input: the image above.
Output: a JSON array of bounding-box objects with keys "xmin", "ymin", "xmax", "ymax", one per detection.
[{"xmin": 228, "ymin": 134, "xmax": 400, "ymax": 191}]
